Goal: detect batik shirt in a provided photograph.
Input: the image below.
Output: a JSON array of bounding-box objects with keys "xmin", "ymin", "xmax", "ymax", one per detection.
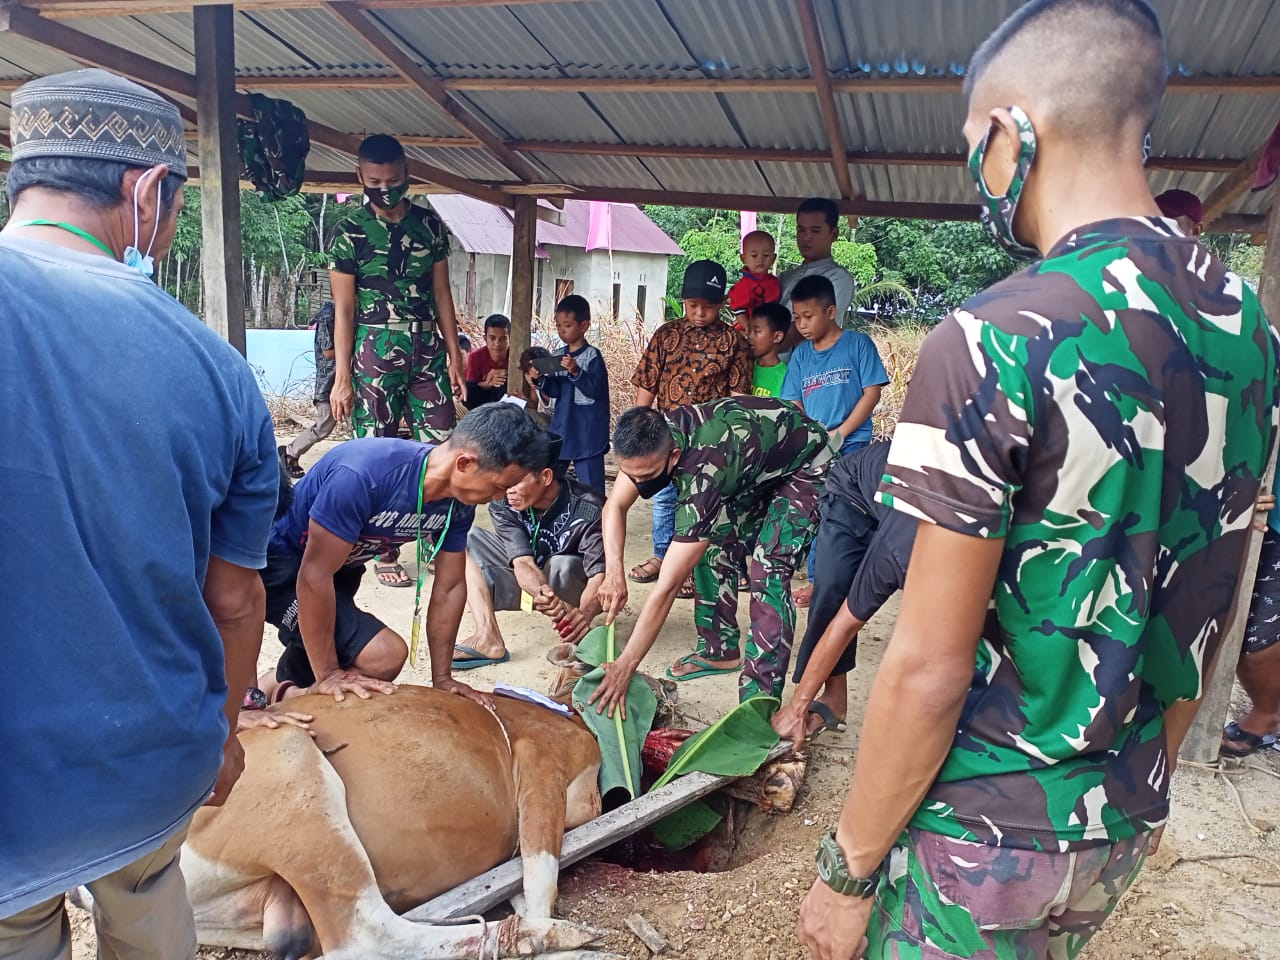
[
  {"xmin": 879, "ymin": 217, "xmax": 1280, "ymax": 851},
  {"xmin": 329, "ymin": 200, "xmax": 451, "ymax": 335},
  {"xmin": 631, "ymin": 317, "xmax": 753, "ymax": 411},
  {"xmin": 670, "ymin": 396, "xmax": 833, "ymax": 543}
]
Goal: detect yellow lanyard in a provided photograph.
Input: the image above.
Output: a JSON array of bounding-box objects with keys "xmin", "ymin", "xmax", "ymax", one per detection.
[{"xmin": 409, "ymin": 454, "xmax": 454, "ymax": 666}]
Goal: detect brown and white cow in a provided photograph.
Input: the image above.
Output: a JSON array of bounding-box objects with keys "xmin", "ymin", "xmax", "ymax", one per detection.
[{"xmin": 180, "ymin": 686, "xmax": 604, "ymax": 960}]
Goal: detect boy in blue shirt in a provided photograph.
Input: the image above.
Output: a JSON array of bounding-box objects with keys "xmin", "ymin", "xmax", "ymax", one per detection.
[
  {"xmin": 532, "ymin": 294, "xmax": 611, "ymax": 492},
  {"xmin": 782, "ymin": 274, "xmax": 888, "ymax": 602}
]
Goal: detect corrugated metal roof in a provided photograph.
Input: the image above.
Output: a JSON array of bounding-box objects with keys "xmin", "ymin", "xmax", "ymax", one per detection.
[{"xmin": 1, "ymin": 0, "xmax": 1277, "ymax": 222}]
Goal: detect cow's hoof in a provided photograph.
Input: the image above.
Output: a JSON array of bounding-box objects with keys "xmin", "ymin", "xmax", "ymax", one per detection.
[
  {"xmin": 495, "ymin": 916, "xmax": 607, "ymax": 956},
  {"xmin": 758, "ymin": 754, "xmax": 807, "ymax": 815}
]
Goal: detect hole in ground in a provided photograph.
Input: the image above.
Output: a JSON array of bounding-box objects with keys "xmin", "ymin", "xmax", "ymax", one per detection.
[{"xmin": 594, "ymin": 796, "xmax": 772, "ymax": 874}]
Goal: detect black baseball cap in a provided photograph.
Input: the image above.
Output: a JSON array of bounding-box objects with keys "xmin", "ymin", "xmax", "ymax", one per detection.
[{"xmin": 681, "ymin": 259, "xmax": 728, "ymax": 303}]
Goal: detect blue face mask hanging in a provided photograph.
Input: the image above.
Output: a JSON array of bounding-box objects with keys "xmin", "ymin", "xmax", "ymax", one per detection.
[{"xmin": 123, "ymin": 176, "xmax": 162, "ymax": 278}]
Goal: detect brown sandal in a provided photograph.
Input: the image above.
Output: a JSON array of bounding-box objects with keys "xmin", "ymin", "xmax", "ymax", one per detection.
[
  {"xmin": 676, "ymin": 573, "xmax": 696, "ymax": 600},
  {"xmin": 629, "ymin": 556, "xmax": 663, "ymax": 583}
]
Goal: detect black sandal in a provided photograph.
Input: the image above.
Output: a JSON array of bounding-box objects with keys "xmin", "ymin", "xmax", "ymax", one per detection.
[
  {"xmin": 1221, "ymin": 720, "xmax": 1278, "ymax": 758},
  {"xmin": 278, "ymin": 445, "xmax": 304, "ymax": 480}
]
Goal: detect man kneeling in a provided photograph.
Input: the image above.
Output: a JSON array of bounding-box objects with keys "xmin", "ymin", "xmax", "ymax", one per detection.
[
  {"xmin": 262, "ymin": 403, "xmax": 549, "ymax": 702},
  {"xmin": 457, "ymin": 435, "xmax": 607, "ymax": 668}
]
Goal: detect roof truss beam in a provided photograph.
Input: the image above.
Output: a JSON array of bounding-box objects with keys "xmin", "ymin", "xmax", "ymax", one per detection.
[
  {"xmin": 321, "ymin": 1, "xmax": 542, "ymax": 182},
  {"xmin": 0, "ymin": 3, "xmax": 514, "ymax": 206},
  {"xmin": 23, "ymin": 0, "xmax": 594, "ymax": 16},
  {"xmin": 793, "ymin": 0, "xmax": 853, "ymax": 199}
]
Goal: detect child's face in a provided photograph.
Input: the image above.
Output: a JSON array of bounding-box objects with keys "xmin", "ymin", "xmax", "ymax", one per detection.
[
  {"xmin": 746, "ymin": 315, "xmax": 782, "ymax": 360},
  {"xmin": 740, "ymin": 238, "xmax": 776, "ymax": 275},
  {"xmin": 555, "ymin": 312, "xmax": 589, "ymax": 345},
  {"xmin": 485, "ymin": 326, "xmax": 510, "ymax": 360},
  {"xmin": 684, "ymin": 298, "xmax": 723, "ymax": 328},
  {"xmin": 791, "ymin": 298, "xmax": 838, "ymax": 341}
]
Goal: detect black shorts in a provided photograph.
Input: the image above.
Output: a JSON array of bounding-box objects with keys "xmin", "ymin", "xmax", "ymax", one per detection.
[
  {"xmin": 1245, "ymin": 528, "xmax": 1280, "ymax": 655},
  {"xmin": 261, "ymin": 551, "xmax": 388, "ymax": 685}
]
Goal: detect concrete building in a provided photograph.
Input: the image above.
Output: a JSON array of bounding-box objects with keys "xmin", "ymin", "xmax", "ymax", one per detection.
[{"xmin": 429, "ymin": 196, "xmax": 682, "ymax": 334}]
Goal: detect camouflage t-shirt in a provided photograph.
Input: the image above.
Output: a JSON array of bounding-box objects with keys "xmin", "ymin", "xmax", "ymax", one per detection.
[
  {"xmin": 879, "ymin": 217, "xmax": 1280, "ymax": 851},
  {"xmin": 329, "ymin": 200, "xmax": 451, "ymax": 328},
  {"xmin": 669, "ymin": 396, "xmax": 833, "ymax": 543}
]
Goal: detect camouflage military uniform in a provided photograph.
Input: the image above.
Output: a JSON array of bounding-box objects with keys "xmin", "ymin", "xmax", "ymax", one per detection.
[
  {"xmin": 668, "ymin": 396, "xmax": 834, "ymax": 700},
  {"xmin": 329, "ymin": 201, "xmax": 455, "ymax": 441},
  {"xmin": 870, "ymin": 217, "xmax": 1280, "ymax": 957}
]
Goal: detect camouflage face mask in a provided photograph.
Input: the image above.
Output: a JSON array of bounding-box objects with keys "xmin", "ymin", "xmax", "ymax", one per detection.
[{"xmin": 968, "ymin": 105, "xmax": 1040, "ymax": 262}]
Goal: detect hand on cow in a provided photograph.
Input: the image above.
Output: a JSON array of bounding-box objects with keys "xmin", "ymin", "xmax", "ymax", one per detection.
[
  {"xmin": 312, "ymin": 669, "xmax": 397, "ymax": 702},
  {"xmin": 586, "ymin": 656, "xmax": 636, "ymax": 719},
  {"xmin": 205, "ymin": 734, "xmax": 246, "ymax": 807},
  {"xmin": 435, "ymin": 676, "xmax": 495, "ymax": 711},
  {"xmin": 237, "ymin": 709, "xmax": 317, "ymax": 737},
  {"xmin": 1256, "ymin": 492, "xmax": 1275, "ymax": 533},
  {"xmin": 599, "ymin": 570, "xmax": 628, "ymax": 624},
  {"xmin": 553, "ymin": 605, "xmax": 592, "ymax": 644}
]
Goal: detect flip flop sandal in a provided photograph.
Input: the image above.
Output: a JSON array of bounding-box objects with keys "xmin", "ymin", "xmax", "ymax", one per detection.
[
  {"xmin": 664, "ymin": 653, "xmax": 740, "ymax": 682},
  {"xmin": 629, "ymin": 557, "xmax": 663, "ymax": 583},
  {"xmin": 806, "ymin": 702, "xmax": 848, "ymax": 741},
  {"xmin": 793, "ymin": 582, "xmax": 814, "ymax": 607},
  {"xmin": 1220, "ymin": 720, "xmax": 1278, "ymax": 758},
  {"xmin": 737, "ymin": 573, "xmax": 750, "ymax": 592},
  {"xmin": 451, "ymin": 645, "xmax": 512, "ymax": 671},
  {"xmin": 676, "ymin": 574, "xmax": 696, "ymax": 600},
  {"xmin": 277, "ymin": 445, "xmax": 304, "ymax": 480},
  {"xmin": 374, "ymin": 563, "xmax": 414, "ymax": 588}
]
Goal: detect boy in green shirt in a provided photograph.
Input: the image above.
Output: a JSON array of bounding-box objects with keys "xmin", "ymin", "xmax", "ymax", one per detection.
[{"xmin": 747, "ymin": 302, "xmax": 790, "ymax": 398}]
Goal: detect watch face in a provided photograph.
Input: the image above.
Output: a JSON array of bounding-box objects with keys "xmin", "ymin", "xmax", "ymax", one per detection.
[{"xmin": 816, "ymin": 851, "xmax": 834, "ymax": 883}]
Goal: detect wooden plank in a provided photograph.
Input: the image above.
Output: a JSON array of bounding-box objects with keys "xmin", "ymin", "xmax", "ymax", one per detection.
[
  {"xmin": 793, "ymin": 0, "xmax": 853, "ymax": 200},
  {"xmin": 30, "ymin": 0, "xmax": 595, "ymax": 16},
  {"xmin": 1203, "ymin": 140, "xmax": 1271, "ymax": 225},
  {"xmin": 324, "ymin": 2, "xmax": 542, "ymax": 182},
  {"xmin": 194, "ymin": 4, "xmax": 245, "ymax": 353},
  {"xmin": 1180, "ymin": 200, "xmax": 1280, "ymax": 765},
  {"xmin": 507, "ymin": 195, "xmax": 537, "ymax": 386},
  {"xmin": 0, "ymin": 4, "xmax": 514, "ymax": 207},
  {"xmin": 409, "ymin": 742, "xmax": 793, "ymax": 921}
]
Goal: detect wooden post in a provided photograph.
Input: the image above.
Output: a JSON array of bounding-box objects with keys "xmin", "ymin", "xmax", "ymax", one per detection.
[
  {"xmin": 508, "ymin": 196, "xmax": 537, "ymax": 387},
  {"xmin": 193, "ymin": 5, "xmax": 246, "ymax": 353},
  {"xmin": 1180, "ymin": 198, "xmax": 1280, "ymax": 764}
]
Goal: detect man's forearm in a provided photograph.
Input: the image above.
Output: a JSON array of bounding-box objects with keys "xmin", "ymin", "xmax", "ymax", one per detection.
[
  {"xmin": 635, "ymin": 387, "xmax": 657, "ymax": 408},
  {"xmin": 296, "ymin": 567, "xmax": 341, "ymax": 680},
  {"xmin": 838, "ymin": 390, "xmax": 879, "ymax": 438},
  {"xmin": 511, "ymin": 556, "xmax": 549, "ymax": 597},
  {"xmin": 332, "ymin": 306, "xmax": 356, "ymax": 383},
  {"xmin": 214, "ymin": 580, "xmax": 265, "ymax": 733},
  {"xmin": 603, "ymin": 504, "xmax": 629, "ymax": 572},
  {"xmin": 426, "ymin": 563, "xmax": 469, "ymax": 682},
  {"xmin": 790, "ymin": 605, "xmax": 866, "ymax": 707}
]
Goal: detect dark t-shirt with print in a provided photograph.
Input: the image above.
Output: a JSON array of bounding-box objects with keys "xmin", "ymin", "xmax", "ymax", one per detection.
[
  {"xmin": 669, "ymin": 396, "xmax": 833, "ymax": 543},
  {"xmin": 312, "ymin": 301, "xmax": 336, "ymax": 401},
  {"xmin": 489, "ymin": 477, "xmax": 606, "ymax": 576},
  {"xmin": 270, "ymin": 438, "xmax": 472, "ymax": 567}
]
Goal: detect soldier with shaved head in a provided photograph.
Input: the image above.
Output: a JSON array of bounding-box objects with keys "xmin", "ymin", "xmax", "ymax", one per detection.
[{"xmin": 795, "ymin": 3, "xmax": 1280, "ymax": 959}]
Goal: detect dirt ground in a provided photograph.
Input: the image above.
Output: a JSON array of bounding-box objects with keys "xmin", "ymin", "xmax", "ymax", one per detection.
[{"xmin": 68, "ymin": 439, "xmax": 1280, "ymax": 959}]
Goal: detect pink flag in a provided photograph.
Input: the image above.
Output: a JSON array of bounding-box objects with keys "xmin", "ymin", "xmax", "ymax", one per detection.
[
  {"xmin": 586, "ymin": 201, "xmax": 613, "ymax": 251},
  {"xmin": 740, "ymin": 210, "xmax": 758, "ymax": 241},
  {"xmin": 336, "ymin": 193, "xmax": 351, "ymax": 203}
]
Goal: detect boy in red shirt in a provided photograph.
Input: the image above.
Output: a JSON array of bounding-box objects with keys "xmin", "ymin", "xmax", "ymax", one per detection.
[
  {"xmin": 728, "ymin": 230, "xmax": 781, "ymax": 331},
  {"xmin": 464, "ymin": 313, "xmax": 510, "ymax": 408}
]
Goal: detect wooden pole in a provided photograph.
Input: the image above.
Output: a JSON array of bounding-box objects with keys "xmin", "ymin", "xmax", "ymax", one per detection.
[
  {"xmin": 793, "ymin": 0, "xmax": 854, "ymax": 200},
  {"xmin": 1180, "ymin": 197, "xmax": 1280, "ymax": 764},
  {"xmin": 194, "ymin": 5, "xmax": 246, "ymax": 354},
  {"xmin": 507, "ymin": 196, "xmax": 537, "ymax": 388}
]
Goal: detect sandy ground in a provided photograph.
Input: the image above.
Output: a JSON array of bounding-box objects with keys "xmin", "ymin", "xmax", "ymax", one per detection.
[{"xmin": 68, "ymin": 438, "xmax": 1280, "ymax": 959}]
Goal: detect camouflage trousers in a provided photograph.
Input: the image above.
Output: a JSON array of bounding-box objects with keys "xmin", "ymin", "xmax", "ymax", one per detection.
[
  {"xmin": 866, "ymin": 828, "xmax": 1153, "ymax": 959},
  {"xmin": 351, "ymin": 323, "xmax": 455, "ymax": 442},
  {"xmin": 692, "ymin": 468, "xmax": 822, "ymax": 701}
]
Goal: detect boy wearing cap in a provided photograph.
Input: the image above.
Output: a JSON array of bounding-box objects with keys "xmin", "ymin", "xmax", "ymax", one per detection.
[
  {"xmin": 628, "ymin": 260, "xmax": 753, "ymax": 592},
  {"xmin": 458, "ymin": 435, "xmax": 609, "ymax": 668}
]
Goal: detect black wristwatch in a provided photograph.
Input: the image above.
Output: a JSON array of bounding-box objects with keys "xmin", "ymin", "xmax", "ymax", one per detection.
[{"xmin": 815, "ymin": 830, "xmax": 881, "ymax": 898}]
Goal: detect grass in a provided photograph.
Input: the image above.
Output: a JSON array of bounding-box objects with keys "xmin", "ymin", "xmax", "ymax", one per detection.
[{"xmin": 867, "ymin": 322, "xmax": 929, "ymax": 441}]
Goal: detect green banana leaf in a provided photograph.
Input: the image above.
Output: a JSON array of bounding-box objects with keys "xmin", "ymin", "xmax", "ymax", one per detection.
[
  {"xmin": 572, "ymin": 625, "xmax": 657, "ymax": 801},
  {"xmin": 647, "ymin": 696, "xmax": 780, "ymax": 849}
]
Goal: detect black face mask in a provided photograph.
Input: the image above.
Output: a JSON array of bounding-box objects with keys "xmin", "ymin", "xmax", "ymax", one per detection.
[
  {"xmin": 363, "ymin": 181, "xmax": 409, "ymax": 211},
  {"xmin": 632, "ymin": 460, "xmax": 676, "ymax": 499}
]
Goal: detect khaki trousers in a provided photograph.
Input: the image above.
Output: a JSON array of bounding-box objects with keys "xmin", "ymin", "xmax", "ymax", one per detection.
[{"xmin": 0, "ymin": 827, "xmax": 195, "ymax": 960}]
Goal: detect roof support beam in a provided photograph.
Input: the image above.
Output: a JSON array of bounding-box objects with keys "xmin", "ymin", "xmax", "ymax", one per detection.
[
  {"xmin": 26, "ymin": 0, "xmax": 594, "ymax": 16},
  {"xmin": 322, "ymin": 1, "xmax": 542, "ymax": 182},
  {"xmin": 1202, "ymin": 138, "xmax": 1273, "ymax": 225},
  {"xmin": 793, "ymin": 0, "xmax": 853, "ymax": 200},
  {"xmin": 0, "ymin": 3, "xmax": 514, "ymax": 206}
]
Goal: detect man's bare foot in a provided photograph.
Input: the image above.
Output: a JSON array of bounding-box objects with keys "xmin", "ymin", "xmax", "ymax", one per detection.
[
  {"xmin": 666, "ymin": 653, "xmax": 741, "ymax": 680},
  {"xmin": 454, "ymin": 633, "xmax": 507, "ymax": 662}
]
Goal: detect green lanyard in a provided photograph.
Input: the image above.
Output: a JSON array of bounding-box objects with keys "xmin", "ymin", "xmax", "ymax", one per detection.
[
  {"xmin": 409, "ymin": 453, "xmax": 455, "ymax": 666},
  {"xmin": 10, "ymin": 219, "xmax": 116, "ymax": 258},
  {"xmin": 528, "ymin": 509, "xmax": 542, "ymax": 557}
]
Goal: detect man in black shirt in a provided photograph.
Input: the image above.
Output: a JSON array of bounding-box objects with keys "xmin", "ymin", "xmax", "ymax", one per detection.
[{"xmin": 455, "ymin": 436, "xmax": 607, "ymax": 667}]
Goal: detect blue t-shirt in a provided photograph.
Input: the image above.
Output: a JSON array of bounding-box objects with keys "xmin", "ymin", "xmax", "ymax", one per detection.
[
  {"xmin": 540, "ymin": 341, "xmax": 611, "ymax": 460},
  {"xmin": 270, "ymin": 438, "xmax": 473, "ymax": 565},
  {"xmin": 0, "ymin": 237, "xmax": 278, "ymax": 917},
  {"xmin": 781, "ymin": 330, "xmax": 888, "ymax": 452}
]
